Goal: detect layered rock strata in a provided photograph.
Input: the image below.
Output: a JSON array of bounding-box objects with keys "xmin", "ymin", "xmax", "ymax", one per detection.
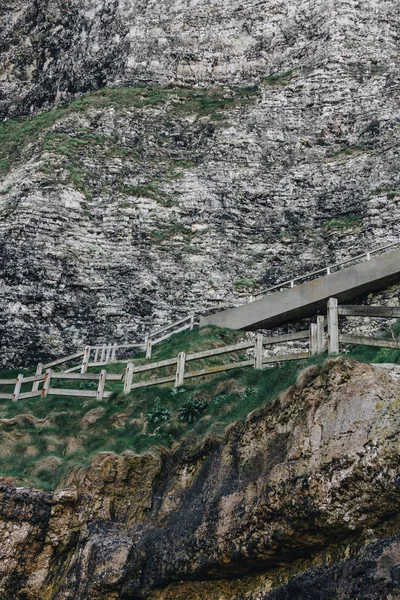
[{"xmin": 0, "ymin": 0, "xmax": 400, "ymax": 366}]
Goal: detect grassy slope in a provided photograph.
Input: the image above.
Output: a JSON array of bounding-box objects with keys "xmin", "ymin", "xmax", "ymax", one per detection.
[{"xmin": 0, "ymin": 325, "xmax": 399, "ymax": 491}]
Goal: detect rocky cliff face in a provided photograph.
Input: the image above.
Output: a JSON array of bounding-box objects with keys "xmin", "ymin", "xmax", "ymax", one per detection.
[
  {"xmin": 0, "ymin": 0, "xmax": 399, "ymax": 367},
  {"xmin": 0, "ymin": 358, "xmax": 399, "ymax": 599},
  {"xmin": 0, "ymin": 0, "xmax": 399, "ymax": 119}
]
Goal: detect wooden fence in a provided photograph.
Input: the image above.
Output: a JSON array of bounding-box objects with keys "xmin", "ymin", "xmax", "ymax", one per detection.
[
  {"xmin": 2, "ymin": 298, "xmax": 398, "ymax": 402},
  {"xmin": 28, "ymin": 314, "xmax": 196, "ymax": 378},
  {"xmin": 0, "ymin": 327, "xmax": 313, "ymax": 402},
  {"xmin": 144, "ymin": 313, "xmax": 195, "ymax": 358},
  {"xmin": 327, "ymin": 297, "xmax": 400, "ymax": 353}
]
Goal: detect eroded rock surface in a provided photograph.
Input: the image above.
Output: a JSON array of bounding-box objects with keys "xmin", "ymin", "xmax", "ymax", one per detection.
[
  {"xmin": 0, "ymin": 0, "xmax": 399, "ymax": 366},
  {"xmin": 0, "ymin": 358, "xmax": 399, "ymax": 598}
]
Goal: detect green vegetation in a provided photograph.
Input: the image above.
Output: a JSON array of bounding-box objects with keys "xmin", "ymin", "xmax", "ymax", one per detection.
[
  {"xmin": 0, "ymin": 323, "xmax": 399, "ymax": 491},
  {"xmin": 326, "ymin": 145, "xmax": 368, "ymax": 160},
  {"xmin": 150, "ymin": 223, "xmax": 195, "ymax": 242},
  {"xmin": 173, "ymin": 159, "xmax": 197, "ymax": 168},
  {"xmin": 0, "ymin": 185, "xmax": 12, "ymax": 195},
  {"xmin": 369, "ymin": 186, "xmax": 400, "ymax": 200},
  {"xmin": 0, "ymin": 84, "xmax": 262, "ymax": 176},
  {"xmin": 0, "ymin": 326, "xmax": 318, "ymax": 490},
  {"xmin": 119, "ymin": 182, "xmax": 169, "ymax": 205},
  {"xmin": 234, "ymin": 278, "xmax": 259, "ymax": 289},
  {"xmin": 263, "ymin": 69, "xmax": 297, "ymax": 86},
  {"xmin": 323, "ymin": 215, "xmax": 363, "ymax": 231}
]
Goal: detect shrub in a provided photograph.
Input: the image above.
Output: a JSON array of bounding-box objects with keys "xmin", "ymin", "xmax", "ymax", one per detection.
[
  {"xmin": 179, "ymin": 398, "xmax": 208, "ymax": 423},
  {"xmin": 146, "ymin": 401, "xmax": 170, "ymax": 424}
]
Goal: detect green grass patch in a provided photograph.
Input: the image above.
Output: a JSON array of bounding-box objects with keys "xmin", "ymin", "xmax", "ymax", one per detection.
[
  {"xmin": 326, "ymin": 145, "xmax": 368, "ymax": 160},
  {"xmin": 234, "ymin": 278, "xmax": 259, "ymax": 289},
  {"xmin": 263, "ymin": 69, "xmax": 297, "ymax": 86},
  {"xmin": 150, "ymin": 223, "xmax": 195, "ymax": 242},
  {"xmin": 0, "ymin": 352, "xmax": 324, "ymax": 491},
  {"xmin": 119, "ymin": 183, "xmax": 163, "ymax": 199},
  {"xmin": 323, "ymin": 215, "xmax": 363, "ymax": 231}
]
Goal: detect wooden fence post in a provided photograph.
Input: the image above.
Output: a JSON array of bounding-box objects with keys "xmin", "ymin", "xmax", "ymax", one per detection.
[
  {"xmin": 175, "ymin": 352, "xmax": 186, "ymax": 387},
  {"xmin": 32, "ymin": 363, "xmax": 43, "ymax": 392},
  {"xmin": 93, "ymin": 348, "xmax": 99, "ymax": 364},
  {"xmin": 81, "ymin": 346, "xmax": 91, "ymax": 373},
  {"xmin": 100, "ymin": 346, "xmax": 106, "ymax": 362},
  {"xmin": 104, "ymin": 345, "xmax": 111, "ymax": 363},
  {"xmin": 124, "ymin": 363, "xmax": 134, "ymax": 395},
  {"xmin": 42, "ymin": 370, "xmax": 52, "ymax": 398},
  {"xmin": 327, "ymin": 297, "xmax": 339, "ymax": 354},
  {"xmin": 254, "ymin": 333, "xmax": 264, "ymax": 369},
  {"xmin": 12, "ymin": 374, "xmax": 24, "ymax": 402},
  {"xmin": 97, "ymin": 370, "xmax": 106, "ymax": 401},
  {"xmin": 111, "ymin": 343, "xmax": 117, "ymax": 361},
  {"xmin": 190, "ymin": 314, "xmax": 195, "ymax": 331},
  {"xmin": 310, "ymin": 324, "xmax": 318, "ymax": 355},
  {"xmin": 317, "ymin": 316, "xmax": 325, "ymax": 354},
  {"xmin": 146, "ymin": 340, "xmax": 153, "ymax": 360}
]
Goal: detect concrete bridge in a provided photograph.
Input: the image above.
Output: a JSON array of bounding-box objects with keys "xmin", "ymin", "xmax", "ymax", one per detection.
[{"xmin": 201, "ymin": 246, "xmax": 400, "ymax": 331}]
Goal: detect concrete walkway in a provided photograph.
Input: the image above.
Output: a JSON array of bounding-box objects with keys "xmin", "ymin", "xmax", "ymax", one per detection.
[{"xmin": 201, "ymin": 248, "xmax": 400, "ymax": 331}]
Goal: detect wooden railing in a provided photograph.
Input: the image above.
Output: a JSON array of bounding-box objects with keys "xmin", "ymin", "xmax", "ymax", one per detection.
[
  {"xmin": 327, "ymin": 298, "xmax": 400, "ymax": 354},
  {"xmin": 0, "ymin": 327, "xmax": 314, "ymax": 402},
  {"xmin": 26, "ymin": 240, "xmax": 399, "ymax": 376},
  {"xmin": 144, "ymin": 313, "xmax": 195, "ymax": 358},
  {"xmin": 27, "ymin": 314, "xmax": 196, "ymax": 378},
  {"xmin": 2, "ymin": 299, "xmax": 398, "ymax": 403}
]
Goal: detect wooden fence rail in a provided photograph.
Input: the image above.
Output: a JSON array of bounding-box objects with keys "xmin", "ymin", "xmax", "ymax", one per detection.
[
  {"xmin": 35, "ymin": 313, "xmax": 196, "ymax": 376},
  {"xmin": 328, "ymin": 298, "xmax": 400, "ymax": 354},
  {"xmin": 2, "ymin": 299, "xmax": 397, "ymax": 403},
  {"xmin": 0, "ymin": 327, "xmax": 315, "ymax": 402}
]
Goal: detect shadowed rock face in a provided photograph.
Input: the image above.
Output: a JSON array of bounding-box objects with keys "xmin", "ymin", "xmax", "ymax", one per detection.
[
  {"xmin": 0, "ymin": 359, "xmax": 399, "ymax": 598},
  {"xmin": 0, "ymin": 0, "xmax": 400, "ymax": 367}
]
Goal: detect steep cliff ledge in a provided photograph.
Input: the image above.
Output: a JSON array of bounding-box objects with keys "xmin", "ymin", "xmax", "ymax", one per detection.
[{"xmin": 0, "ymin": 357, "xmax": 399, "ymax": 599}]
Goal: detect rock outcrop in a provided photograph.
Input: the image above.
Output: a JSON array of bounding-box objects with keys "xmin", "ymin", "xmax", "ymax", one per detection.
[
  {"xmin": 1, "ymin": 0, "xmax": 400, "ymax": 366},
  {"xmin": 0, "ymin": 358, "xmax": 399, "ymax": 598}
]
